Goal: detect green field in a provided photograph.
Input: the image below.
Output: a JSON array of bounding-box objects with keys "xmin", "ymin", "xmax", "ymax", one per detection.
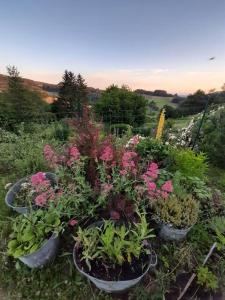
[
  {"xmin": 172, "ymin": 115, "xmax": 193, "ymax": 129},
  {"xmin": 143, "ymin": 95, "xmax": 177, "ymax": 108}
]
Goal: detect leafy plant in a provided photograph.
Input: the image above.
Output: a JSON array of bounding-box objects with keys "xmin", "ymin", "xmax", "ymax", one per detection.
[
  {"xmin": 7, "ymin": 209, "xmax": 63, "ymax": 258},
  {"xmin": 168, "ymin": 148, "xmax": 208, "ymax": 179},
  {"xmin": 153, "ymin": 196, "xmax": 199, "ymax": 228},
  {"xmin": 197, "ymin": 266, "xmax": 218, "ymax": 290},
  {"xmin": 136, "ymin": 137, "xmax": 169, "ymax": 164},
  {"xmin": 74, "ymin": 214, "xmax": 155, "ymax": 270}
]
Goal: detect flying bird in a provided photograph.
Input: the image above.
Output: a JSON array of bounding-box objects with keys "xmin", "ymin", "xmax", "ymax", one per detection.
[{"xmin": 209, "ymin": 57, "xmax": 215, "ymax": 60}]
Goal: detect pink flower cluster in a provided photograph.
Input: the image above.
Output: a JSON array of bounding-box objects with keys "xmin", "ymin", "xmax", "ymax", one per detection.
[
  {"xmin": 44, "ymin": 144, "xmax": 80, "ymax": 168},
  {"xmin": 126, "ymin": 135, "xmax": 144, "ymax": 148},
  {"xmin": 44, "ymin": 145, "xmax": 58, "ymax": 168},
  {"xmin": 142, "ymin": 163, "xmax": 173, "ymax": 200},
  {"xmin": 120, "ymin": 151, "xmax": 138, "ymax": 175},
  {"xmin": 31, "ymin": 172, "xmax": 56, "ymax": 207},
  {"xmin": 67, "ymin": 146, "xmax": 80, "ymax": 166},
  {"xmin": 100, "ymin": 145, "xmax": 114, "ymax": 162}
]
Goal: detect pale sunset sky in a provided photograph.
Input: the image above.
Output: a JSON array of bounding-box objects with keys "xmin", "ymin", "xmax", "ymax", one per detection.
[{"xmin": 0, "ymin": 0, "xmax": 225, "ymax": 94}]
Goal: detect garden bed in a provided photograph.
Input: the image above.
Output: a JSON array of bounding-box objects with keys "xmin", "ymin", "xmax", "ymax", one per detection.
[{"xmin": 1, "ymin": 117, "xmax": 225, "ymax": 299}]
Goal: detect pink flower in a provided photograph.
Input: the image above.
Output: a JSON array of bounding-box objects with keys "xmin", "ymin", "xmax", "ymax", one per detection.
[
  {"xmin": 35, "ymin": 193, "xmax": 48, "ymax": 206},
  {"xmin": 100, "ymin": 146, "xmax": 114, "ymax": 162},
  {"xmin": 145, "ymin": 163, "xmax": 159, "ymax": 179},
  {"xmin": 44, "ymin": 145, "xmax": 58, "ymax": 167},
  {"xmin": 69, "ymin": 219, "xmax": 78, "ymax": 226},
  {"xmin": 161, "ymin": 180, "xmax": 173, "ymax": 193},
  {"xmin": 147, "ymin": 182, "xmax": 156, "ymax": 191},
  {"xmin": 161, "ymin": 191, "xmax": 169, "ymax": 199},
  {"xmin": 31, "ymin": 172, "xmax": 46, "ymax": 186},
  {"xmin": 120, "ymin": 169, "xmax": 128, "ymax": 176},
  {"xmin": 69, "ymin": 146, "xmax": 80, "ymax": 160},
  {"xmin": 101, "ymin": 183, "xmax": 113, "ymax": 194},
  {"xmin": 149, "ymin": 162, "xmax": 158, "ymax": 171},
  {"xmin": 132, "ymin": 135, "xmax": 140, "ymax": 146},
  {"xmin": 121, "ymin": 151, "xmax": 138, "ymax": 175}
]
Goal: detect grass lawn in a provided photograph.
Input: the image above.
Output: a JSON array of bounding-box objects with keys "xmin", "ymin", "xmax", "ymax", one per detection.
[
  {"xmin": 143, "ymin": 95, "xmax": 176, "ymax": 109},
  {"xmin": 172, "ymin": 115, "xmax": 193, "ymax": 130}
]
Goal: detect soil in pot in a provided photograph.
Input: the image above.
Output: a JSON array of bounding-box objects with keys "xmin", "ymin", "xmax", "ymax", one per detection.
[{"xmin": 75, "ymin": 247, "xmax": 150, "ymax": 281}]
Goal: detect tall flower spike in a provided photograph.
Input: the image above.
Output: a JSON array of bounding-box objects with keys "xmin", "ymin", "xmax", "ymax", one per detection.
[{"xmin": 156, "ymin": 108, "xmax": 165, "ymax": 140}]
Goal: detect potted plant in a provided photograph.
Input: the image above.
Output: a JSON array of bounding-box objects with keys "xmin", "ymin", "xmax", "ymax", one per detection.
[
  {"xmin": 153, "ymin": 195, "xmax": 199, "ymax": 241},
  {"xmin": 73, "ymin": 214, "xmax": 157, "ymax": 292},
  {"xmin": 7, "ymin": 208, "xmax": 63, "ymax": 268},
  {"xmin": 5, "ymin": 172, "xmax": 57, "ymax": 214}
]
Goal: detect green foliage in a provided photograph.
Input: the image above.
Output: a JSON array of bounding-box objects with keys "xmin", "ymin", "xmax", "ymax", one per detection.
[
  {"xmin": 172, "ymin": 171, "xmax": 212, "ymax": 201},
  {"xmin": 178, "ymin": 89, "xmax": 208, "ymax": 116},
  {"xmin": 51, "ymin": 71, "xmax": 87, "ymax": 118},
  {"xmin": 197, "ymin": 266, "xmax": 218, "ymax": 290},
  {"xmin": 154, "ymin": 196, "xmax": 199, "ymax": 228},
  {"xmin": 7, "ymin": 209, "xmax": 62, "ymax": 258},
  {"xmin": 55, "ymin": 159, "xmax": 95, "ymax": 219},
  {"xmin": 0, "ymin": 66, "xmax": 48, "ymax": 128},
  {"xmin": 109, "ymin": 123, "xmax": 132, "ymax": 136},
  {"xmin": 132, "ymin": 123, "xmax": 156, "ymax": 137},
  {"xmin": 74, "ymin": 214, "xmax": 154, "ymax": 269},
  {"xmin": 168, "ymin": 148, "xmax": 208, "ymax": 179},
  {"xmin": 211, "ymin": 216, "xmax": 225, "ymax": 234},
  {"xmin": 0, "ymin": 123, "xmax": 62, "ymax": 177},
  {"xmin": 196, "ymin": 106, "xmax": 225, "ymax": 168},
  {"xmin": 136, "ymin": 138, "xmax": 169, "ymax": 163},
  {"xmin": 94, "ymin": 85, "xmax": 147, "ymax": 127}
]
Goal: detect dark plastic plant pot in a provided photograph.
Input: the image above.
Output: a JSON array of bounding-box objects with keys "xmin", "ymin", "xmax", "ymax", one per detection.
[
  {"xmin": 5, "ymin": 172, "xmax": 57, "ymax": 214},
  {"xmin": 73, "ymin": 221, "xmax": 157, "ymax": 293},
  {"xmin": 159, "ymin": 223, "xmax": 192, "ymax": 241},
  {"xmin": 19, "ymin": 233, "xmax": 59, "ymax": 268}
]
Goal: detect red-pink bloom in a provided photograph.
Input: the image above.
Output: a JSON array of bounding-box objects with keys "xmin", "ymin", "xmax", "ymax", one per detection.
[
  {"xmin": 120, "ymin": 169, "xmax": 128, "ymax": 176},
  {"xmin": 44, "ymin": 145, "xmax": 58, "ymax": 167},
  {"xmin": 100, "ymin": 146, "xmax": 114, "ymax": 162},
  {"xmin": 35, "ymin": 193, "xmax": 48, "ymax": 206},
  {"xmin": 101, "ymin": 183, "xmax": 113, "ymax": 194},
  {"xmin": 31, "ymin": 172, "xmax": 46, "ymax": 186},
  {"xmin": 147, "ymin": 181, "xmax": 156, "ymax": 191},
  {"xmin": 69, "ymin": 219, "xmax": 78, "ymax": 226},
  {"xmin": 132, "ymin": 135, "xmax": 140, "ymax": 145},
  {"xmin": 145, "ymin": 162, "xmax": 159, "ymax": 179},
  {"xmin": 161, "ymin": 180, "xmax": 173, "ymax": 193},
  {"xmin": 149, "ymin": 162, "xmax": 158, "ymax": 171},
  {"xmin": 161, "ymin": 191, "xmax": 169, "ymax": 199},
  {"xmin": 69, "ymin": 146, "xmax": 80, "ymax": 160},
  {"xmin": 121, "ymin": 151, "xmax": 138, "ymax": 175}
]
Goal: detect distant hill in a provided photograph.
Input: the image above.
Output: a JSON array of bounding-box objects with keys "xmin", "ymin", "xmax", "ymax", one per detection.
[
  {"xmin": 0, "ymin": 74, "xmax": 102, "ymax": 104},
  {"xmin": 135, "ymin": 89, "xmax": 175, "ymax": 97},
  {"xmin": 0, "ymin": 74, "xmax": 59, "ymax": 103}
]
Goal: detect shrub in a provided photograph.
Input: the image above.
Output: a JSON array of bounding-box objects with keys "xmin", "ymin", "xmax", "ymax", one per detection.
[
  {"xmin": 94, "ymin": 85, "xmax": 147, "ymax": 127},
  {"xmin": 110, "ymin": 123, "xmax": 132, "ymax": 136},
  {"xmin": 136, "ymin": 138, "xmax": 169, "ymax": 164},
  {"xmin": 196, "ymin": 106, "xmax": 225, "ymax": 168},
  {"xmin": 168, "ymin": 148, "xmax": 208, "ymax": 179}
]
